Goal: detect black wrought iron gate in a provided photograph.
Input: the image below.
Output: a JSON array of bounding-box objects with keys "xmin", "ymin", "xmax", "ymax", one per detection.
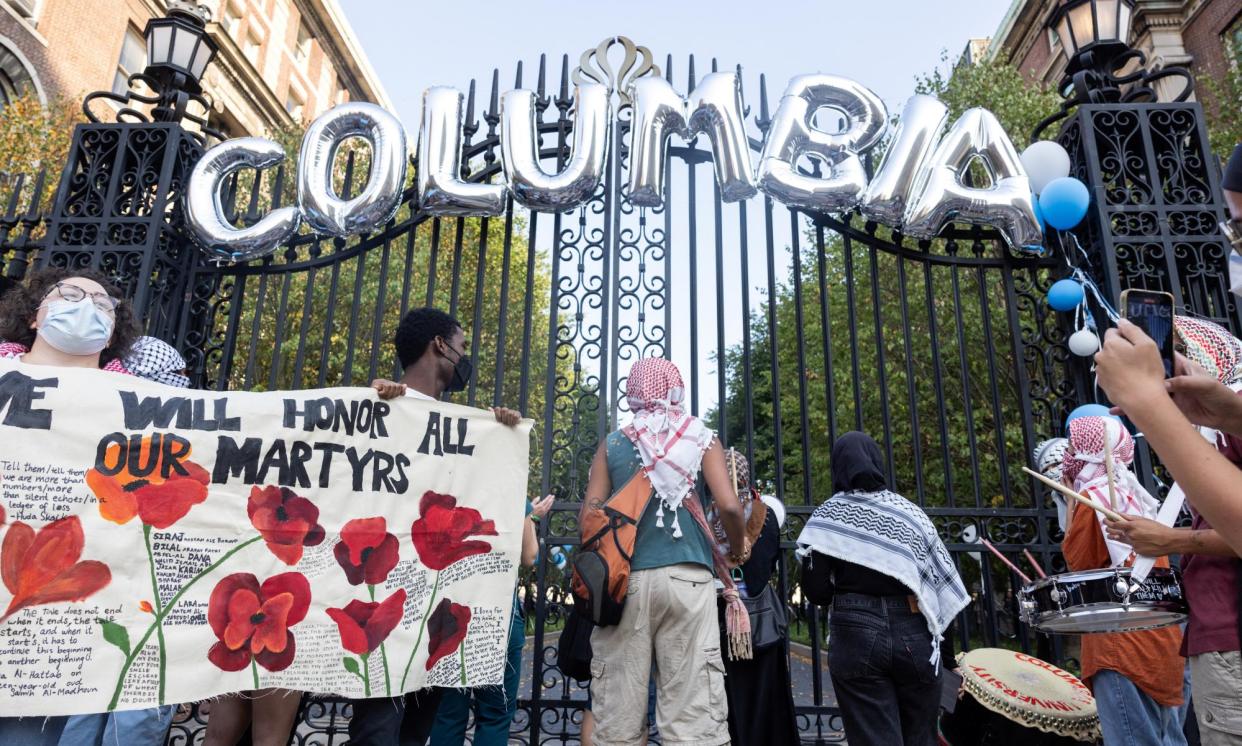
[{"xmin": 0, "ymin": 34, "xmax": 1234, "ymax": 746}]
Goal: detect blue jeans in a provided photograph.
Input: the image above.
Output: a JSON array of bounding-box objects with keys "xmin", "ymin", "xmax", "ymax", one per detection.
[
  {"xmin": 0, "ymin": 717, "xmax": 68, "ymax": 746},
  {"xmin": 58, "ymin": 708, "xmax": 175, "ymax": 746},
  {"xmin": 429, "ymin": 606, "xmax": 525, "ymax": 746},
  {"xmin": 1093, "ymin": 669, "xmax": 1188, "ymax": 746}
]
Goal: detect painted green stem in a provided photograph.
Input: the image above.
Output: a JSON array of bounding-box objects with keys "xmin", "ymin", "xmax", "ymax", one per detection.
[
  {"xmin": 142, "ymin": 524, "xmax": 167, "ymax": 706},
  {"xmin": 107, "ymin": 535, "xmax": 263, "ymax": 711},
  {"xmin": 458, "ymin": 637, "xmax": 467, "ymax": 686},
  {"xmin": 361, "ymin": 653, "xmax": 372, "ymax": 697},
  {"xmin": 399, "ymin": 571, "xmax": 441, "ymax": 690},
  {"xmin": 369, "ymin": 585, "xmax": 392, "ymax": 696},
  {"xmin": 250, "ymin": 656, "xmax": 260, "ymax": 690}
]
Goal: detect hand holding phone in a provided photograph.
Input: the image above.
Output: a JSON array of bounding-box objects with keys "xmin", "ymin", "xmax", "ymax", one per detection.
[{"xmin": 1120, "ymin": 289, "xmax": 1175, "ymax": 378}]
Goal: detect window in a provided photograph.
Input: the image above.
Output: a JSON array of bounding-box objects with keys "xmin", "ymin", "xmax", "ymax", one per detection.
[
  {"xmin": 285, "ymin": 86, "xmax": 305, "ymax": 122},
  {"xmin": 4, "ymin": 0, "xmax": 41, "ymax": 22},
  {"xmin": 220, "ymin": 2, "xmax": 240, "ymax": 35},
  {"xmin": 1048, "ymin": 26, "xmax": 1062, "ymax": 53},
  {"xmin": 295, "ymin": 20, "xmax": 311, "ymax": 62},
  {"xmin": 112, "ymin": 26, "xmax": 145, "ymax": 95},
  {"xmin": 244, "ymin": 28, "xmax": 262, "ymax": 65}
]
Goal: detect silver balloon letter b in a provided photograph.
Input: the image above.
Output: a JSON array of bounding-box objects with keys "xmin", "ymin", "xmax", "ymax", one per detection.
[
  {"xmin": 756, "ymin": 75, "xmax": 887, "ymax": 213},
  {"xmin": 501, "ymin": 83, "xmax": 611, "ymax": 212},
  {"xmin": 902, "ymin": 107, "xmax": 1042, "ymax": 250},
  {"xmin": 186, "ymin": 137, "xmax": 300, "ymax": 263},
  {"xmin": 298, "ymin": 102, "xmax": 408, "ymax": 236},
  {"xmin": 627, "ymin": 72, "xmax": 756, "ymax": 208},
  {"xmin": 417, "ymin": 87, "xmax": 507, "ymax": 216}
]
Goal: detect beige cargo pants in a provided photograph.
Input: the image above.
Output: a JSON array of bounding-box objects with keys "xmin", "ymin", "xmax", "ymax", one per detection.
[{"xmin": 589, "ymin": 563, "xmax": 730, "ymax": 746}]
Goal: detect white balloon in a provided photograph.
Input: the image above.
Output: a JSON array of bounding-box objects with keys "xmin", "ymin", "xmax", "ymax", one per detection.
[
  {"xmin": 1020, "ymin": 140, "xmax": 1072, "ymax": 194},
  {"xmin": 1068, "ymin": 328, "xmax": 1101, "ymax": 356}
]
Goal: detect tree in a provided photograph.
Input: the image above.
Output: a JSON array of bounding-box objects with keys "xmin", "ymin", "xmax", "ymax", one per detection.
[
  {"xmin": 1200, "ymin": 40, "xmax": 1242, "ymax": 162},
  {"xmin": 0, "ymin": 92, "xmax": 81, "ymax": 197},
  {"xmin": 914, "ymin": 52, "xmax": 1063, "ymax": 145}
]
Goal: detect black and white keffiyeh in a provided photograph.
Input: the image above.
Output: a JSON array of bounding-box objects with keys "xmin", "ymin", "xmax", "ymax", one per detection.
[
  {"xmin": 797, "ymin": 490, "xmax": 970, "ymax": 664},
  {"xmin": 124, "ymin": 336, "xmax": 189, "ymax": 388}
]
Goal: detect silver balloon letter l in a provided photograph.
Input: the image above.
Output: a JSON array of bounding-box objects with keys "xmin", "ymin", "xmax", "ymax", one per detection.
[{"xmin": 417, "ymin": 86, "xmax": 507, "ymax": 216}]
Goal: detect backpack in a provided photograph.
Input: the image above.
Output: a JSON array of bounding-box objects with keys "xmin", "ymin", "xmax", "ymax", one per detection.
[{"xmin": 570, "ymin": 468, "xmax": 652, "ymax": 626}]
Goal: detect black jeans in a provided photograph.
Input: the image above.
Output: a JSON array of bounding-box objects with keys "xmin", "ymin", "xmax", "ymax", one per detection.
[
  {"xmin": 348, "ymin": 689, "xmax": 444, "ymax": 746},
  {"xmin": 828, "ymin": 593, "xmax": 942, "ymax": 746}
]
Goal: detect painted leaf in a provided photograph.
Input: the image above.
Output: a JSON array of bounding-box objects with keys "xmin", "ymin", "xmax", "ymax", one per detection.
[{"xmin": 98, "ymin": 618, "xmax": 130, "ymax": 656}]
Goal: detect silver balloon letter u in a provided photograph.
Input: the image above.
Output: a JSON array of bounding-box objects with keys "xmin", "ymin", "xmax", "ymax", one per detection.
[
  {"xmin": 185, "ymin": 137, "xmax": 301, "ymax": 263},
  {"xmin": 297, "ymin": 102, "xmax": 408, "ymax": 236},
  {"xmin": 756, "ymin": 74, "xmax": 887, "ymax": 213},
  {"xmin": 417, "ymin": 86, "xmax": 508, "ymax": 216},
  {"xmin": 627, "ymin": 72, "xmax": 756, "ymax": 208},
  {"xmin": 501, "ymin": 82, "xmax": 611, "ymax": 212}
]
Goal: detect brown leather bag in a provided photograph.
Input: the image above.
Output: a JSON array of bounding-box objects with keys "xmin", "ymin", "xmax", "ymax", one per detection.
[{"xmin": 571, "ymin": 469, "xmax": 652, "ymax": 626}]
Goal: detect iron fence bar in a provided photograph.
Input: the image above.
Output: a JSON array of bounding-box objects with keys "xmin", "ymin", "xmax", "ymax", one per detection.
[
  {"xmin": 315, "ymin": 258, "xmax": 344, "ymax": 389},
  {"xmin": 893, "ymin": 248, "xmax": 926, "ymax": 503},
  {"xmin": 467, "ymin": 212, "xmax": 489, "ymax": 407},
  {"xmin": 841, "ymin": 234, "xmax": 863, "ymax": 432},
  {"xmin": 494, "ymin": 197, "xmax": 515, "ymax": 407},
  {"xmin": 922, "ymin": 260, "xmax": 955, "ymax": 507},
  {"xmin": 292, "ymin": 267, "xmax": 318, "ymax": 385},
  {"xmin": 947, "ymin": 259, "xmax": 983, "ymax": 506},
  {"xmin": 713, "ymin": 182, "xmax": 727, "ymax": 445},
  {"xmin": 975, "ymin": 264, "xmax": 1013, "ymax": 504},
  {"xmin": 867, "ymin": 243, "xmax": 895, "ymax": 481},
  {"xmin": 267, "ymin": 270, "xmax": 294, "ymax": 389},
  {"xmin": 425, "ymin": 218, "xmax": 442, "ymax": 308},
  {"xmin": 341, "ymin": 246, "xmax": 370, "ymax": 387},
  {"xmin": 242, "ymin": 269, "xmax": 270, "ymax": 390},
  {"xmin": 738, "ymin": 200, "xmax": 755, "ymax": 467},
  {"xmin": 814, "ymin": 224, "xmax": 838, "ymax": 451}
]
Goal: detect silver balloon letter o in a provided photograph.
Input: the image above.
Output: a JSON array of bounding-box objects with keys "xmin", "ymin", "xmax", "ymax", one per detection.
[
  {"xmin": 297, "ymin": 102, "xmax": 408, "ymax": 236},
  {"xmin": 186, "ymin": 137, "xmax": 300, "ymax": 263}
]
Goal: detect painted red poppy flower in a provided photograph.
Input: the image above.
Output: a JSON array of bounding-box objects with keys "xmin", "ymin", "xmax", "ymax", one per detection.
[
  {"xmin": 85, "ymin": 438, "xmax": 210, "ymax": 529},
  {"xmin": 207, "ymin": 572, "xmax": 311, "ymax": 672},
  {"xmin": 425, "ymin": 597, "xmax": 471, "ymax": 671},
  {"xmin": 1, "ymin": 516, "xmax": 110, "ymax": 621},
  {"xmin": 248, "ymin": 486, "xmax": 325, "ymax": 565},
  {"xmin": 411, "ymin": 491, "xmax": 497, "ymax": 571},
  {"xmin": 326, "ymin": 589, "xmax": 407, "ymax": 656},
  {"xmin": 334, "ymin": 517, "xmax": 400, "ymax": 586}
]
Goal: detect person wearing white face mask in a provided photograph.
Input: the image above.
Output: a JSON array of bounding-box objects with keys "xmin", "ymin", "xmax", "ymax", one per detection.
[
  {"xmin": 0, "ymin": 268, "xmax": 139, "ymax": 374},
  {"xmin": 0, "ymin": 268, "xmax": 140, "ymax": 746}
]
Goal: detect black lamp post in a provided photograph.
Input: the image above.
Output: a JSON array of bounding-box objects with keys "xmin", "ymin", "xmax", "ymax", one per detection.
[
  {"xmin": 83, "ymin": 0, "xmax": 222, "ymax": 143},
  {"xmin": 1031, "ymin": 0, "xmax": 1193, "ymax": 140}
]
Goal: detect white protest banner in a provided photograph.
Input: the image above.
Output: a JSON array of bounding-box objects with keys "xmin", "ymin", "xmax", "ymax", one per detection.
[{"xmin": 0, "ymin": 359, "xmax": 530, "ymax": 715}]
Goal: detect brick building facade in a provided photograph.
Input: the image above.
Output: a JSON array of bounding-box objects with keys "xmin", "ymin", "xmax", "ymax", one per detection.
[
  {"xmin": 0, "ymin": 0, "xmax": 390, "ymax": 136},
  {"xmin": 988, "ymin": 0, "xmax": 1240, "ymax": 110}
]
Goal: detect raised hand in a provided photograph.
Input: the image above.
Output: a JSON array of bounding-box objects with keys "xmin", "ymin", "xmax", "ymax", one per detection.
[
  {"xmin": 371, "ymin": 378, "xmax": 407, "ymax": 400},
  {"xmin": 491, "ymin": 406, "xmax": 522, "ymax": 427}
]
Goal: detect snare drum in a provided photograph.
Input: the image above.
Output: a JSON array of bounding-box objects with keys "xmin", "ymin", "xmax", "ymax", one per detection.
[
  {"xmin": 1018, "ymin": 567, "xmax": 1187, "ymax": 634},
  {"xmin": 939, "ymin": 648, "xmax": 1100, "ymax": 745}
]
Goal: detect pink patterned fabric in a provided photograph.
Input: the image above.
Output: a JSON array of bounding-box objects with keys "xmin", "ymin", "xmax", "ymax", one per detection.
[
  {"xmin": 1062, "ymin": 416, "xmax": 1134, "ymax": 485},
  {"xmin": 1174, "ymin": 316, "xmax": 1242, "ymax": 387},
  {"xmin": 621, "ymin": 358, "xmax": 713, "ymax": 538},
  {"xmin": 0, "ymin": 341, "xmax": 132, "ymax": 375}
]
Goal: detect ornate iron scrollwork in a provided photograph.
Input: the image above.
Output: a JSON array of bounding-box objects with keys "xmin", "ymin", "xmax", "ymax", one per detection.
[{"xmin": 572, "ymin": 36, "xmax": 661, "ymax": 106}]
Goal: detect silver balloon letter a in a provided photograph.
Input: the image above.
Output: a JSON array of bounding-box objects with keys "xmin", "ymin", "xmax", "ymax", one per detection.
[
  {"xmin": 756, "ymin": 74, "xmax": 887, "ymax": 213},
  {"xmin": 298, "ymin": 102, "xmax": 408, "ymax": 236},
  {"xmin": 859, "ymin": 95, "xmax": 948, "ymax": 225},
  {"xmin": 903, "ymin": 108, "xmax": 1042, "ymax": 250},
  {"xmin": 627, "ymin": 72, "xmax": 756, "ymax": 208},
  {"xmin": 417, "ymin": 86, "xmax": 507, "ymax": 216},
  {"xmin": 186, "ymin": 137, "xmax": 300, "ymax": 263},
  {"xmin": 501, "ymin": 82, "xmax": 611, "ymax": 212}
]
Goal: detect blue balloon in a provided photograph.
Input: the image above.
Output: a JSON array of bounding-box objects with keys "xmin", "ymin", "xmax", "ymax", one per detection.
[
  {"xmin": 1032, "ymin": 192, "xmax": 1046, "ymax": 231},
  {"xmin": 1047, "ymin": 278, "xmax": 1085, "ymax": 311},
  {"xmin": 1065, "ymin": 404, "xmax": 1118, "ymax": 434},
  {"xmin": 1039, "ymin": 177, "xmax": 1090, "ymax": 230}
]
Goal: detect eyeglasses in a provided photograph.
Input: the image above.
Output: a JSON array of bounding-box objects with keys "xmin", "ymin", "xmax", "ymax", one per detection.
[{"xmin": 46, "ymin": 282, "xmax": 120, "ymax": 313}]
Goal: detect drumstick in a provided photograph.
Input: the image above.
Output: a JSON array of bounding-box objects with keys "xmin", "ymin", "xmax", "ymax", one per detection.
[
  {"xmin": 1022, "ymin": 466, "xmax": 1126, "ymax": 523},
  {"xmin": 729, "ymin": 452, "xmax": 738, "ymax": 497},
  {"xmin": 981, "ymin": 539, "xmax": 1033, "ymax": 585},
  {"xmin": 1022, "ymin": 548, "xmax": 1048, "ymax": 579},
  {"xmin": 1103, "ymin": 426, "xmax": 1120, "ymax": 513}
]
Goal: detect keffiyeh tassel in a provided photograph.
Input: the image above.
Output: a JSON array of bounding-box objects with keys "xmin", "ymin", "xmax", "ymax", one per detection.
[{"xmin": 723, "ymin": 587, "xmax": 752, "ymax": 661}]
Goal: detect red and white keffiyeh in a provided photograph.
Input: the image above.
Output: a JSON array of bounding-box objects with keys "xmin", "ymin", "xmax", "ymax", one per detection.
[
  {"xmin": 622, "ymin": 358, "xmax": 713, "ymax": 539},
  {"xmin": 0, "ymin": 341, "xmax": 131, "ymax": 375},
  {"xmin": 1174, "ymin": 316, "xmax": 1242, "ymax": 388},
  {"xmin": 1063, "ymin": 416, "xmax": 1159, "ymax": 566}
]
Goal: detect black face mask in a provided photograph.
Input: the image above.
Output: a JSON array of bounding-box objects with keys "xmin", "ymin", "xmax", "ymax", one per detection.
[{"xmin": 442, "ymin": 343, "xmax": 473, "ymax": 393}]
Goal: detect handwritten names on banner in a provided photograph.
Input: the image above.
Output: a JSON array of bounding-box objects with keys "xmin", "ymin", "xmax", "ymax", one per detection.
[{"xmin": 0, "ymin": 360, "xmax": 530, "ymax": 715}]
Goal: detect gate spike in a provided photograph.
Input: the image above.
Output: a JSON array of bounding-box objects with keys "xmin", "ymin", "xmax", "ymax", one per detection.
[
  {"xmin": 464, "ymin": 79, "xmax": 478, "ymax": 141},
  {"xmin": 558, "ymin": 54, "xmax": 570, "ymax": 107},
  {"xmin": 514, "ymin": 60, "xmax": 523, "ymax": 90},
  {"xmin": 5, "ymin": 173, "xmax": 24, "ymax": 220},
  {"xmin": 536, "ymin": 54, "xmax": 547, "ymax": 96},
  {"xmin": 486, "ymin": 69, "xmax": 501, "ymax": 131},
  {"xmin": 756, "ymin": 74, "xmax": 771, "ymax": 133},
  {"xmin": 711, "ymin": 57, "xmax": 718, "ymax": 73},
  {"xmin": 26, "ymin": 170, "xmax": 46, "ymax": 218},
  {"xmin": 688, "ymin": 55, "xmax": 696, "ymax": 90},
  {"xmin": 665, "ymin": 55, "xmax": 673, "ymax": 83}
]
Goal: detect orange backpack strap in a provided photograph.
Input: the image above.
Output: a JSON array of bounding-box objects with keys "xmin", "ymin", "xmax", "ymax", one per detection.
[{"xmin": 572, "ymin": 469, "xmax": 653, "ymax": 626}]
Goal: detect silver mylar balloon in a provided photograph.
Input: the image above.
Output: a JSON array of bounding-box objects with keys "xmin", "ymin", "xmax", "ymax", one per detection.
[
  {"xmin": 627, "ymin": 72, "xmax": 756, "ymax": 208},
  {"xmin": 902, "ymin": 107, "xmax": 1043, "ymax": 251},
  {"xmin": 297, "ymin": 102, "xmax": 407, "ymax": 236},
  {"xmin": 756, "ymin": 74, "xmax": 888, "ymax": 213},
  {"xmin": 501, "ymin": 82, "xmax": 610, "ymax": 212},
  {"xmin": 185, "ymin": 137, "xmax": 300, "ymax": 263},
  {"xmin": 859, "ymin": 94, "xmax": 948, "ymax": 225},
  {"xmin": 417, "ymin": 86, "xmax": 507, "ymax": 216}
]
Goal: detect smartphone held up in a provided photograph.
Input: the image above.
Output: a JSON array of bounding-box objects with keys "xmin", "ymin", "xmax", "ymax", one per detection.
[{"xmin": 1120, "ymin": 289, "xmax": 1176, "ymax": 378}]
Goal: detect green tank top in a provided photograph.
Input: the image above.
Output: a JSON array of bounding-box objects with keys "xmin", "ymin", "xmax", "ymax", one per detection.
[{"xmin": 603, "ymin": 430, "xmax": 713, "ymax": 572}]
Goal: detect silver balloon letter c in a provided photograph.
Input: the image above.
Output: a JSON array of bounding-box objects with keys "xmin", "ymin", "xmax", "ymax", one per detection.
[{"xmin": 185, "ymin": 137, "xmax": 300, "ymax": 263}]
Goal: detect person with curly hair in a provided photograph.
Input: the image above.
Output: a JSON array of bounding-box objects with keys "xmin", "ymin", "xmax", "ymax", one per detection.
[{"xmin": 0, "ymin": 267, "xmax": 140, "ymax": 370}]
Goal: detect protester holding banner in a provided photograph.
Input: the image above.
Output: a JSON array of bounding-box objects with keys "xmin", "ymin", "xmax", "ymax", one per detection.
[
  {"xmin": 356, "ymin": 306, "xmax": 525, "ymax": 746},
  {"xmin": 582, "ymin": 357, "xmax": 746, "ymax": 746},
  {"xmin": 0, "ymin": 269, "xmax": 138, "ymax": 745}
]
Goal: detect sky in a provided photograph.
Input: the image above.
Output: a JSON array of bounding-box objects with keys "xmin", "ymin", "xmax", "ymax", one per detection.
[
  {"xmin": 334, "ymin": 0, "xmax": 1018, "ymax": 418},
  {"xmin": 338, "ymin": 0, "xmax": 1015, "ymax": 132}
]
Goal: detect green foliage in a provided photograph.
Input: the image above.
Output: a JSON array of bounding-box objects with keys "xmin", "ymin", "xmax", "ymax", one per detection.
[
  {"xmin": 0, "ymin": 92, "xmax": 81, "ymax": 195},
  {"xmin": 1200, "ymin": 41, "xmax": 1242, "ymax": 161},
  {"xmin": 915, "ymin": 52, "xmax": 1063, "ymax": 145}
]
